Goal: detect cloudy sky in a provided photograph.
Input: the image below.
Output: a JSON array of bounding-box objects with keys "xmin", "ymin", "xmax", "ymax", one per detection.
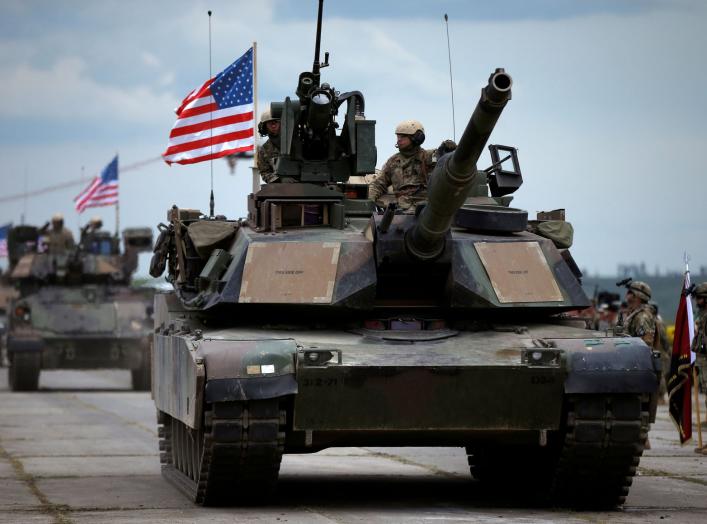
[{"xmin": 0, "ymin": 0, "xmax": 705, "ymax": 276}]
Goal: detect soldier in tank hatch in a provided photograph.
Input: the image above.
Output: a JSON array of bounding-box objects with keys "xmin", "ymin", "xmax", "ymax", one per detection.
[
  {"xmin": 616, "ymin": 281, "xmax": 657, "ymax": 347},
  {"xmin": 40, "ymin": 213, "xmax": 75, "ymax": 254},
  {"xmin": 256, "ymin": 110, "xmax": 288, "ymax": 184},
  {"xmin": 80, "ymin": 216, "xmax": 105, "ymax": 253},
  {"xmin": 368, "ymin": 120, "xmax": 456, "ymax": 211}
]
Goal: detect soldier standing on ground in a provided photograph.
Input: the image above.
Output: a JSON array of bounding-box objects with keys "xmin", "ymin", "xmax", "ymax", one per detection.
[
  {"xmin": 41, "ymin": 213, "xmax": 75, "ymax": 254},
  {"xmin": 616, "ymin": 281, "xmax": 657, "ymax": 347},
  {"xmin": 256, "ymin": 110, "xmax": 285, "ymax": 184},
  {"xmin": 368, "ymin": 120, "xmax": 456, "ymax": 211},
  {"xmin": 692, "ymin": 283, "xmax": 707, "ymax": 416},
  {"xmin": 649, "ymin": 301, "xmax": 670, "ymax": 403}
]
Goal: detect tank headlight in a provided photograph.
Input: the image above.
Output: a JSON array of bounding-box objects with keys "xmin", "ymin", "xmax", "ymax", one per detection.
[
  {"xmin": 300, "ymin": 348, "xmax": 341, "ymax": 366},
  {"xmin": 14, "ymin": 306, "xmax": 31, "ymax": 322},
  {"xmin": 522, "ymin": 348, "xmax": 563, "ymax": 367}
]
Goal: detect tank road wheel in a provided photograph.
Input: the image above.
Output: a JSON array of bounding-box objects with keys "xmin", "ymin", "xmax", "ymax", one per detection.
[
  {"xmin": 157, "ymin": 398, "xmax": 286, "ymax": 506},
  {"xmin": 550, "ymin": 394, "xmax": 650, "ymax": 509},
  {"xmin": 8, "ymin": 352, "xmax": 41, "ymax": 392}
]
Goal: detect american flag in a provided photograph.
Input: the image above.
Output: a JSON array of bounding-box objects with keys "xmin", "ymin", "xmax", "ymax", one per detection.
[
  {"xmin": 163, "ymin": 47, "xmax": 254, "ymax": 165},
  {"xmin": 0, "ymin": 223, "xmax": 10, "ymax": 258},
  {"xmin": 74, "ymin": 156, "xmax": 119, "ymax": 213}
]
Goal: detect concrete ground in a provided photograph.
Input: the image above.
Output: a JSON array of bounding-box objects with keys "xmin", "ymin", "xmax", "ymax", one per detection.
[{"xmin": 0, "ymin": 369, "xmax": 705, "ymax": 524}]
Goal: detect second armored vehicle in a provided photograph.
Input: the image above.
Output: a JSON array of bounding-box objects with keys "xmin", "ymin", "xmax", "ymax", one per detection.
[{"xmin": 6, "ymin": 224, "xmax": 154, "ymax": 391}]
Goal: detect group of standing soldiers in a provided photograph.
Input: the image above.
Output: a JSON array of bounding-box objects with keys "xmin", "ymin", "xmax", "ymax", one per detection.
[{"xmin": 614, "ymin": 280, "xmax": 707, "ymax": 406}]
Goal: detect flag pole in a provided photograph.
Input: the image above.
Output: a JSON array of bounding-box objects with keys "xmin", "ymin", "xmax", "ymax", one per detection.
[
  {"xmin": 252, "ymin": 40, "xmax": 260, "ymax": 195},
  {"xmin": 208, "ymin": 10, "xmax": 215, "ymax": 218},
  {"xmin": 115, "ymin": 153, "xmax": 120, "ymax": 236},
  {"xmin": 694, "ymin": 366, "xmax": 704, "ymax": 452}
]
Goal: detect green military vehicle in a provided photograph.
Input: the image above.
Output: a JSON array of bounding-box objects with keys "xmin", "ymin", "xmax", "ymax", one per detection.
[
  {"xmin": 0, "ymin": 270, "xmax": 18, "ymax": 366},
  {"xmin": 149, "ymin": 0, "xmax": 660, "ymax": 509},
  {"xmin": 6, "ymin": 224, "xmax": 154, "ymax": 391}
]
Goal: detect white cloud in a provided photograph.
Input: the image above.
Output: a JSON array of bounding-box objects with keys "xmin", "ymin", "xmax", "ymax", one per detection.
[
  {"xmin": 140, "ymin": 51, "xmax": 160, "ymax": 68},
  {"xmin": 0, "ymin": 57, "xmax": 178, "ymax": 123}
]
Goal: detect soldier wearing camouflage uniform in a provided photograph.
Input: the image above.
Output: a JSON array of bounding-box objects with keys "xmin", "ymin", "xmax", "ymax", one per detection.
[
  {"xmin": 616, "ymin": 281, "xmax": 656, "ymax": 347},
  {"xmin": 692, "ymin": 283, "xmax": 707, "ymax": 412},
  {"xmin": 42, "ymin": 213, "xmax": 75, "ymax": 254},
  {"xmin": 256, "ymin": 110, "xmax": 285, "ymax": 184},
  {"xmin": 649, "ymin": 302, "xmax": 670, "ymax": 402},
  {"xmin": 368, "ymin": 120, "xmax": 456, "ymax": 211}
]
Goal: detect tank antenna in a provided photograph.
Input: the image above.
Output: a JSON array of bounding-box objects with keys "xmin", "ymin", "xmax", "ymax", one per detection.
[
  {"xmin": 208, "ymin": 10, "xmax": 215, "ymax": 218},
  {"xmin": 444, "ymin": 13, "xmax": 456, "ymax": 141},
  {"xmin": 313, "ymin": 0, "xmax": 324, "ymax": 75}
]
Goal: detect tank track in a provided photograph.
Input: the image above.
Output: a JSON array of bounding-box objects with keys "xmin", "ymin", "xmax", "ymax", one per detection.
[
  {"xmin": 549, "ymin": 393, "xmax": 650, "ymax": 509},
  {"xmin": 8, "ymin": 352, "xmax": 41, "ymax": 391},
  {"xmin": 466, "ymin": 393, "xmax": 650, "ymax": 509},
  {"xmin": 157, "ymin": 399, "xmax": 286, "ymax": 505}
]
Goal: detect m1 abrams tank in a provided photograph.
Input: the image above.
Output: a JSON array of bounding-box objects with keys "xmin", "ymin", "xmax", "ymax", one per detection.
[
  {"xmin": 5, "ymin": 223, "xmax": 154, "ymax": 391},
  {"xmin": 150, "ymin": 0, "xmax": 659, "ymax": 509}
]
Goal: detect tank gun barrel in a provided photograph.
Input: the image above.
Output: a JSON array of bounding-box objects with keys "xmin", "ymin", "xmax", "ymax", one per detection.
[{"xmin": 405, "ymin": 68, "xmax": 513, "ymax": 261}]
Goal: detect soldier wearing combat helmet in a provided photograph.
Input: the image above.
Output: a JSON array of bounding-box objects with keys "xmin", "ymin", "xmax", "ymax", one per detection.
[
  {"xmin": 41, "ymin": 213, "xmax": 75, "ymax": 254},
  {"xmin": 368, "ymin": 120, "xmax": 456, "ymax": 211},
  {"xmin": 616, "ymin": 281, "xmax": 657, "ymax": 347},
  {"xmin": 649, "ymin": 301, "xmax": 670, "ymax": 402},
  {"xmin": 692, "ymin": 282, "xmax": 707, "ymax": 415},
  {"xmin": 80, "ymin": 216, "xmax": 104, "ymax": 252},
  {"xmin": 256, "ymin": 110, "xmax": 287, "ymax": 184}
]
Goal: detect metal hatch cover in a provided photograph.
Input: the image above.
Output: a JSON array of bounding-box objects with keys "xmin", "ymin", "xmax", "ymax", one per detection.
[
  {"xmin": 239, "ymin": 242, "xmax": 340, "ymax": 303},
  {"xmin": 475, "ymin": 241, "xmax": 563, "ymax": 303}
]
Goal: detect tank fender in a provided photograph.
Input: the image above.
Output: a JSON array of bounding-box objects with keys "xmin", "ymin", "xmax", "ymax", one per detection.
[
  {"xmin": 555, "ymin": 337, "xmax": 660, "ymax": 394},
  {"xmin": 6, "ymin": 335, "xmax": 43, "ymax": 354},
  {"xmin": 201, "ymin": 338, "xmax": 298, "ymax": 403}
]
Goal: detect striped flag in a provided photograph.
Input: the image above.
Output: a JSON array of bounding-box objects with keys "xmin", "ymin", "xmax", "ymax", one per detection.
[
  {"xmin": 74, "ymin": 156, "xmax": 119, "ymax": 213},
  {"xmin": 0, "ymin": 223, "xmax": 10, "ymax": 258},
  {"xmin": 667, "ymin": 269, "xmax": 695, "ymax": 444},
  {"xmin": 163, "ymin": 47, "xmax": 255, "ymax": 165}
]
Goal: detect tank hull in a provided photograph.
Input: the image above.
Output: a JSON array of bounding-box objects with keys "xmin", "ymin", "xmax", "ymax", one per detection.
[
  {"xmin": 7, "ymin": 285, "xmax": 153, "ymax": 391},
  {"xmin": 153, "ymin": 290, "xmax": 659, "ymax": 507}
]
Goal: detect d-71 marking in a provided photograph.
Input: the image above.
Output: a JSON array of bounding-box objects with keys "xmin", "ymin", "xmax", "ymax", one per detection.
[{"xmin": 302, "ymin": 377, "xmax": 339, "ymax": 387}]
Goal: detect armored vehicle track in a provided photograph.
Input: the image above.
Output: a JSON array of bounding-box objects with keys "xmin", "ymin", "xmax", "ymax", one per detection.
[
  {"xmin": 158, "ymin": 399, "xmax": 286, "ymax": 504},
  {"xmin": 467, "ymin": 393, "xmax": 650, "ymax": 508}
]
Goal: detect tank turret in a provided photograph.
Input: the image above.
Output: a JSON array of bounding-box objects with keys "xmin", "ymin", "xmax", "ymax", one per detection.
[{"xmin": 406, "ymin": 69, "xmax": 512, "ymax": 260}]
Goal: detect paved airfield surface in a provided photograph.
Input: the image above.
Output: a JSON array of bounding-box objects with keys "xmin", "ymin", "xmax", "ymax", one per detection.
[{"xmin": 0, "ymin": 369, "xmax": 705, "ymax": 524}]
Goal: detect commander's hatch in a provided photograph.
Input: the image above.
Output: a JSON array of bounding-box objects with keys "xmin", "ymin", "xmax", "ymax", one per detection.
[{"xmin": 247, "ymin": 183, "xmax": 345, "ymax": 232}]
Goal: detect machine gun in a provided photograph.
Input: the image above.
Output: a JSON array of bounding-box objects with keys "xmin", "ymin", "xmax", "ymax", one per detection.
[
  {"xmin": 269, "ymin": 0, "xmax": 376, "ymax": 183},
  {"xmin": 616, "ymin": 277, "xmax": 633, "ymax": 288}
]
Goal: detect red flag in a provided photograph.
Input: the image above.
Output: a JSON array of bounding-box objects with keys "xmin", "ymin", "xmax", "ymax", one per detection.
[{"xmin": 667, "ymin": 273, "xmax": 694, "ymax": 444}]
